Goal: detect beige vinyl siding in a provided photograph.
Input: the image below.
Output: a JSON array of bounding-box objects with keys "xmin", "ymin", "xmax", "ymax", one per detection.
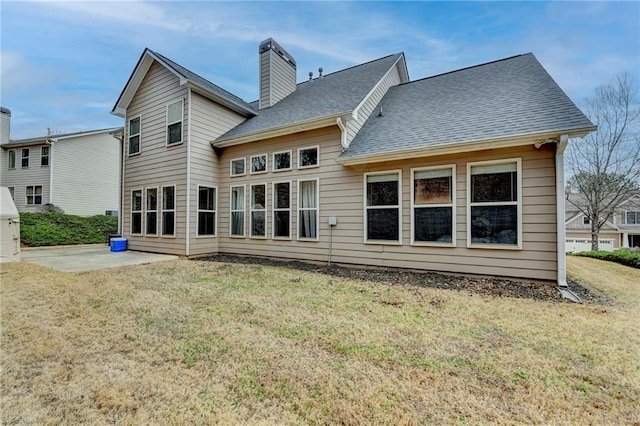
[
  {"xmin": 188, "ymin": 92, "xmax": 247, "ymax": 256},
  {"xmin": 0, "ymin": 144, "xmax": 50, "ymax": 212},
  {"xmin": 259, "ymin": 49, "xmax": 296, "ymax": 108},
  {"xmin": 218, "ymin": 127, "xmax": 559, "ymax": 281},
  {"xmin": 345, "ymin": 63, "xmax": 402, "ymax": 145},
  {"xmin": 123, "ymin": 61, "xmax": 188, "ymax": 255},
  {"xmin": 52, "ymin": 133, "xmax": 120, "ymax": 216}
]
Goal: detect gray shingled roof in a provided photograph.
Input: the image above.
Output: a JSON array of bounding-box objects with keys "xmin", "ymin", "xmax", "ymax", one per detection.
[
  {"xmin": 2, "ymin": 127, "xmax": 123, "ymax": 148},
  {"xmin": 215, "ymin": 53, "xmax": 404, "ymax": 143},
  {"xmin": 341, "ymin": 53, "xmax": 595, "ymax": 161}
]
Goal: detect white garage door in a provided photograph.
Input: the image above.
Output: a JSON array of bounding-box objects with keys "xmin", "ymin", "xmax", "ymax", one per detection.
[{"xmin": 566, "ymin": 238, "xmax": 614, "ymax": 253}]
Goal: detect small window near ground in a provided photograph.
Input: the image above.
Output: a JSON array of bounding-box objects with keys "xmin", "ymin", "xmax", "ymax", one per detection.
[
  {"xmin": 230, "ymin": 185, "xmax": 245, "ymax": 237},
  {"xmin": 273, "ymin": 181, "xmax": 291, "ymax": 239},
  {"xmin": 298, "ymin": 179, "xmax": 319, "ymax": 240},
  {"xmin": 250, "ymin": 154, "xmax": 267, "ymax": 174},
  {"xmin": 198, "ymin": 186, "xmax": 216, "ymax": 236},
  {"xmin": 21, "ymin": 148, "xmax": 29, "ymax": 168},
  {"xmin": 230, "ymin": 158, "xmax": 246, "ymax": 177},
  {"xmin": 298, "ymin": 146, "xmax": 319, "ymax": 168},
  {"xmin": 145, "ymin": 188, "xmax": 158, "ymax": 236},
  {"xmin": 365, "ymin": 172, "xmax": 401, "ymax": 243},
  {"xmin": 167, "ymin": 100, "xmax": 183, "ymax": 145},
  {"xmin": 41, "ymin": 146, "xmax": 49, "ymax": 166},
  {"xmin": 627, "ymin": 211, "xmax": 640, "ymax": 225},
  {"xmin": 8, "ymin": 150, "xmax": 15, "ymax": 169},
  {"xmin": 128, "ymin": 116, "xmax": 141, "ymax": 155},
  {"xmin": 412, "ymin": 166, "xmax": 455, "ymax": 245},
  {"xmin": 162, "ymin": 186, "xmax": 176, "ymax": 236},
  {"xmin": 468, "ymin": 159, "xmax": 521, "ymax": 247},
  {"xmin": 131, "ymin": 189, "xmax": 142, "ymax": 235},
  {"xmin": 26, "ymin": 185, "xmax": 42, "ymax": 205},
  {"xmin": 273, "ymin": 150, "xmax": 292, "ymax": 172},
  {"xmin": 250, "ymin": 184, "xmax": 266, "ymax": 238}
]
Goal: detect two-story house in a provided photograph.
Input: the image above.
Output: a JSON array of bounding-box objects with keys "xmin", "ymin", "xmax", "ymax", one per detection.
[
  {"xmin": 0, "ymin": 107, "xmax": 122, "ymax": 216},
  {"xmin": 111, "ymin": 38, "xmax": 595, "ymax": 286}
]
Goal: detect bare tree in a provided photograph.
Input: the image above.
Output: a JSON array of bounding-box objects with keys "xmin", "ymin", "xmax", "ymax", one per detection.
[{"xmin": 566, "ymin": 72, "xmax": 640, "ymax": 251}]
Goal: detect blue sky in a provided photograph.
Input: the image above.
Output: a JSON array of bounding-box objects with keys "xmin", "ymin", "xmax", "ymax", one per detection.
[{"xmin": 1, "ymin": 1, "xmax": 638, "ymax": 139}]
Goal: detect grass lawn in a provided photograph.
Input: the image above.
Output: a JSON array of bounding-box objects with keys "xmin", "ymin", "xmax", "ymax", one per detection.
[{"xmin": 1, "ymin": 257, "xmax": 638, "ymax": 424}]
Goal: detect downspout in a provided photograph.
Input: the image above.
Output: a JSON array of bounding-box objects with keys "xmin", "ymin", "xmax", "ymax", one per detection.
[
  {"xmin": 336, "ymin": 117, "xmax": 348, "ymax": 150},
  {"xmin": 47, "ymin": 140, "xmax": 55, "ymax": 205},
  {"xmin": 556, "ymin": 135, "xmax": 568, "ymax": 287},
  {"xmin": 112, "ymin": 131, "xmax": 125, "ymax": 235},
  {"xmin": 186, "ymin": 89, "xmax": 192, "ymax": 256}
]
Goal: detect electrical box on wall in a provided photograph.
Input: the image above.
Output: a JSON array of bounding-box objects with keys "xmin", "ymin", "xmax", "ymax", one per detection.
[{"xmin": 328, "ymin": 216, "xmax": 337, "ymax": 226}]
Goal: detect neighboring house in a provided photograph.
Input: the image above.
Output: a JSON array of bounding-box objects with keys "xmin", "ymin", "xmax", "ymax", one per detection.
[
  {"xmin": 111, "ymin": 38, "xmax": 595, "ymax": 285},
  {"xmin": 0, "ymin": 107, "xmax": 122, "ymax": 216},
  {"xmin": 565, "ymin": 192, "xmax": 640, "ymax": 252}
]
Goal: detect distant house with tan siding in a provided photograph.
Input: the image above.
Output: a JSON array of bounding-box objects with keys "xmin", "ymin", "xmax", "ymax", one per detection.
[
  {"xmin": 0, "ymin": 108, "xmax": 122, "ymax": 217},
  {"xmin": 111, "ymin": 38, "xmax": 595, "ymax": 286}
]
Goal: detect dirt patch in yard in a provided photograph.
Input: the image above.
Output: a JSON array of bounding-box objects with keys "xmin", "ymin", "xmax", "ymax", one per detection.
[{"xmin": 197, "ymin": 255, "xmax": 616, "ymax": 305}]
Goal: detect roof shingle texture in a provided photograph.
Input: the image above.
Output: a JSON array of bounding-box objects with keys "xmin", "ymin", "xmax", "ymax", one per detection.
[
  {"xmin": 216, "ymin": 53, "xmax": 403, "ymax": 142},
  {"xmin": 341, "ymin": 53, "xmax": 594, "ymax": 160}
]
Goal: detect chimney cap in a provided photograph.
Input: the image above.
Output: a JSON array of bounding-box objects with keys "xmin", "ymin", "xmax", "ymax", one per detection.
[
  {"xmin": 0, "ymin": 106, "xmax": 11, "ymax": 116},
  {"xmin": 258, "ymin": 38, "xmax": 297, "ymax": 67}
]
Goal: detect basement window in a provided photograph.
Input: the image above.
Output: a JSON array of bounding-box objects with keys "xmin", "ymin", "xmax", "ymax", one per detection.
[{"xmin": 365, "ymin": 171, "xmax": 401, "ymax": 244}]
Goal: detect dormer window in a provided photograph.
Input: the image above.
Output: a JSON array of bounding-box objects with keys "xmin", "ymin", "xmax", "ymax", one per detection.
[{"xmin": 583, "ymin": 217, "xmax": 591, "ymax": 225}]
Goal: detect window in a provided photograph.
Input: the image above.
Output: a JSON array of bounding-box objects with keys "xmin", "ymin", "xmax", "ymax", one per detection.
[
  {"xmin": 273, "ymin": 150, "xmax": 292, "ymax": 172},
  {"xmin": 627, "ymin": 211, "xmax": 640, "ymax": 225},
  {"xmin": 162, "ymin": 186, "xmax": 176, "ymax": 236},
  {"xmin": 412, "ymin": 166, "xmax": 455, "ymax": 245},
  {"xmin": 145, "ymin": 188, "xmax": 158, "ymax": 236},
  {"xmin": 230, "ymin": 158, "xmax": 246, "ymax": 177},
  {"xmin": 128, "ymin": 116, "xmax": 141, "ymax": 155},
  {"xmin": 131, "ymin": 189, "xmax": 142, "ymax": 235},
  {"xmin": 298, "ymin": 179, "xmax": 319, "ymax": 240},
  {"xmin": 198, "ymin": 186, "xmax": 216, "ymax": 236},
  {"xmin": 230, "ymin": 185, "xmax": 245, "ymax": 237},
  {"xmin": 468, "ymin": 159, "xmax": 521, "ymax": 248},
  {"xmin": 298, "ymin": 146, "xmax": 319, "ymax": 168},
  {"xmin": 250, "ymin": 184, "xmax": 266, "ymax": 238},
  {"xmin": 365, "ymin": 172, "xmax": 401, "ymax": 243},
  {"xmin": 250, "ymin": 154, "xmax": 267, "ymax": 174},
  {"xmin": 273, "ymin": 182, "xmax": 291, "ymax": 239},
  {"xmin": 8, "ymin": 187, "xmax": 14, "ymax": 199},
  {"xmin": 167, "ymin": 100, "xmax": 183, "ymax": 145},
  {"xmin": 21, "ymin": 148, "xmax": 29, "ymax": 168},
  {"xmin": 8, "ymin": 150, "xmax": 15, "ymax": 169},
  {"xmin": 583, "ymin": 216, "xmax": 591, "ymax": 225},
  {"xmin": 41, "ymin": 146, "xmax": 49, "ymax": 166},
  {"xmin": 26, "ymin": 185, "xmax": 42, "ymax": 205}
]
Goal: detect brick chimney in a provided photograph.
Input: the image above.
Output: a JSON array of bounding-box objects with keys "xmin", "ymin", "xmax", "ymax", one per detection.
[
  {"xmin": 259, "ymin": 38, "xmax": 296, "ymax": 109},
  {"xmin": 0, "ymin": 107, "xmax": 11, "ymax": 145}
]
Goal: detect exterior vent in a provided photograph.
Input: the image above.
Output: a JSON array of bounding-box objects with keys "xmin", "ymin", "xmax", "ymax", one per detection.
[{"xmin": 259, "ymin": 38, "xmax": 297, "ymax": 109}]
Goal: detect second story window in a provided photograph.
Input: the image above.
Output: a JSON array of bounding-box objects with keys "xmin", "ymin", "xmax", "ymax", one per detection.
[
  {"xmin": 167, "ymin": 100, "xmax": 183, "ymax": 145},
  {"xmin": 41, "ymin": 146, "xmax": 50, "ymax": 166},
  {"xmin": 250, "ymin": 154, "xmax": 267, "ymax": 174},
  {"xmin": 627, "ymin": 211, "xmax": 640, "ymax": 225},
  {"xmin": 583, "ymin": 216, "xmax": 591, "ymax": 225},
  {"xmin": 128, "ymin": 116, "xmax": 141, "ymax": 155},
  {"xmin": 8, "ymin": 150, "xmax": 15, "ymax": 169},
  {"xmin": 21, "ymin": 148, "xmax": 29, "ymax": 168},
  {"xmin": 298, "ymin": 146, "xmax": 319, "ymax": 169}
]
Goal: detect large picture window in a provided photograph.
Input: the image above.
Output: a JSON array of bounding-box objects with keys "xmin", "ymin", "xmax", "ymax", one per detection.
[
  {"xmin": 145, "ymin": 187, "xmax": 158, "ymax": 236},
  {"xmin": 365, "ymin": 171, "xmax": 401, "ymax": 243},
  {"xmin": 162, "ymin": 185, "xmax": 176, "ymax": 237},
  {"xmin": 128, "ymin": 116, "xmax": 141, "ymax": 155},
  {"xmin": 26, "ymin": 185, "xmax": 42, "ymax": 205},
  {"xmin": 198, "ymin": 186, "xmax": 216, "ymax": 236},
  {"xmin": 131, "ymin": 189, "xmax": 142, "ymax": 235},
  {"xmin": 250, "ymin": 184, "xmax": 266, "ymax": 238},
  {"xmin": 230, "ymin": 185, "xmax": 245, "ymax": 237},
  {"xmin": 298, "ymin": 179, "xmax": 319, "ymax": 240},
  {"xmin": 412, "ymin": 166, "xmax": 455, "ymax": 245},
  {"xmin": 273, "ymin": 181, "xmax": 291, "ymax": 239},
  {"xmin": 167, "ymin": 101, "xmax": 183, "ymax": 145},
  {"xmin": 468, "ymin": 159, "xmax": 521, "ymax": 248}
]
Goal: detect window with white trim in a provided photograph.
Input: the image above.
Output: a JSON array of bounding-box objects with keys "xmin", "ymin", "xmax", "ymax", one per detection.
[
  {"xmin": 41, "ymin": 146, "xmax": 49, "ymax": 166},
  {"xmin": 198, "ymin": 186, "xmax": 216, "ymax": 236},
  {"xmin": 412, "ymin": 166, "xmax": 455, "ymax": 245},
  {"xmin": 627, "ymin": 211, "xmax": 640, "ymax": 225},
  {"xmin": 583, "ymin": 216, "xmax": 591, "ymax": 225},
  {"xmin": 250, "ymin": 184, "xmax": 266, "ymax": 238},
  {"xmin": 273, "ymin": 150, "xmax": 292, "ymax": 172},
  {"xmin": 298, "ymin": 146, "xmax": 319, "ymax": 168},
  {"xmin": 145, "ymin": 188, "xmax": 158, "ymax": 236},
  {"xmin": 8, "ymin": 150, "xmax": 15, "ymax": 169},
  {"xmin": 273, "ymin": 181, "xmax": 291, "ymax": 239},
  {"xmin": 230, "ymin": 185, "xmax": 245, "ymax": 237},
  {"xmin": 250, "ymin": 154, "xmax": 267, "ymax": 174},
  {"xmin": 230, "ymin": 158, "xmax": 246, "ymax": 177},
  {"xmin": 131, "ymin": 189, "xmax": 142, "ymax": 235},
  {"xmin": 21, "ymin": 148, "xmax": 29, "ymax": 168},
  {"xmin": 468, "ymin": 159, "xmax": 521, "ymax": 247},
  {"xmin": 365, "ymin": 172, "xmax": 401, "ymax": 243},
  {"xmin": 162, "ymin": 185, "xmax": 176, "ymax": 236},
  {"xmin": 167, "ymin": 100, "xmax": 183, "ymax": 145},
  {"xmin": 128, "ymin": 116, "xmax": 141, "ymax": 155},
  {"xmin": 298, "ymin": 179, "xmax": 319, "ymax": 240},
  {"xmin": 26, "ymin": 185, "xmax": 42, "ymax": 205}
]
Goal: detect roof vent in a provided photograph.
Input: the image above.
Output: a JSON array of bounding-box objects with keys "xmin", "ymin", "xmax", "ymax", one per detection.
[
  {"xmin": 318, "ymin": 67, "xmax": 323, "ymax": 78},
  {"xmin": 308, "ymin": 71, "xmax": 313, "ymax": 82}
]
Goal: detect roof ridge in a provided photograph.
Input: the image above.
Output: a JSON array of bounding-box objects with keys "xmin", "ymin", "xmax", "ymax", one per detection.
[{"xmin": 296, "ymin": 52, "xmax": 402, "ymax": 87}]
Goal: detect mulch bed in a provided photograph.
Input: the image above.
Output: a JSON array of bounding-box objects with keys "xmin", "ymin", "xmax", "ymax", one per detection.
[{"xmin": 196, "ymin": 254, "xmax": 616, "ymax": 306}]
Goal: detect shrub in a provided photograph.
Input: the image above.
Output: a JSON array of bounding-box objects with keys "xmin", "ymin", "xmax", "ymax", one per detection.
[
  {"xmin": 39, "ymin": 203, "xmax": 65, "ymax": 213},
  {"xmin": 573, "ymin": 249, "xmax": 640, "ymax": 269},
  {"xmin": 20, "ymin": 212, "xmax": 118, "ymax": 247}
]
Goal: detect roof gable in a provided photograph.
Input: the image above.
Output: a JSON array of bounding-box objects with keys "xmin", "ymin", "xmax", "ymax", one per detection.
[{"xmin": 2, "ymin": 127, "xmax": 123, "ymax": 149}]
